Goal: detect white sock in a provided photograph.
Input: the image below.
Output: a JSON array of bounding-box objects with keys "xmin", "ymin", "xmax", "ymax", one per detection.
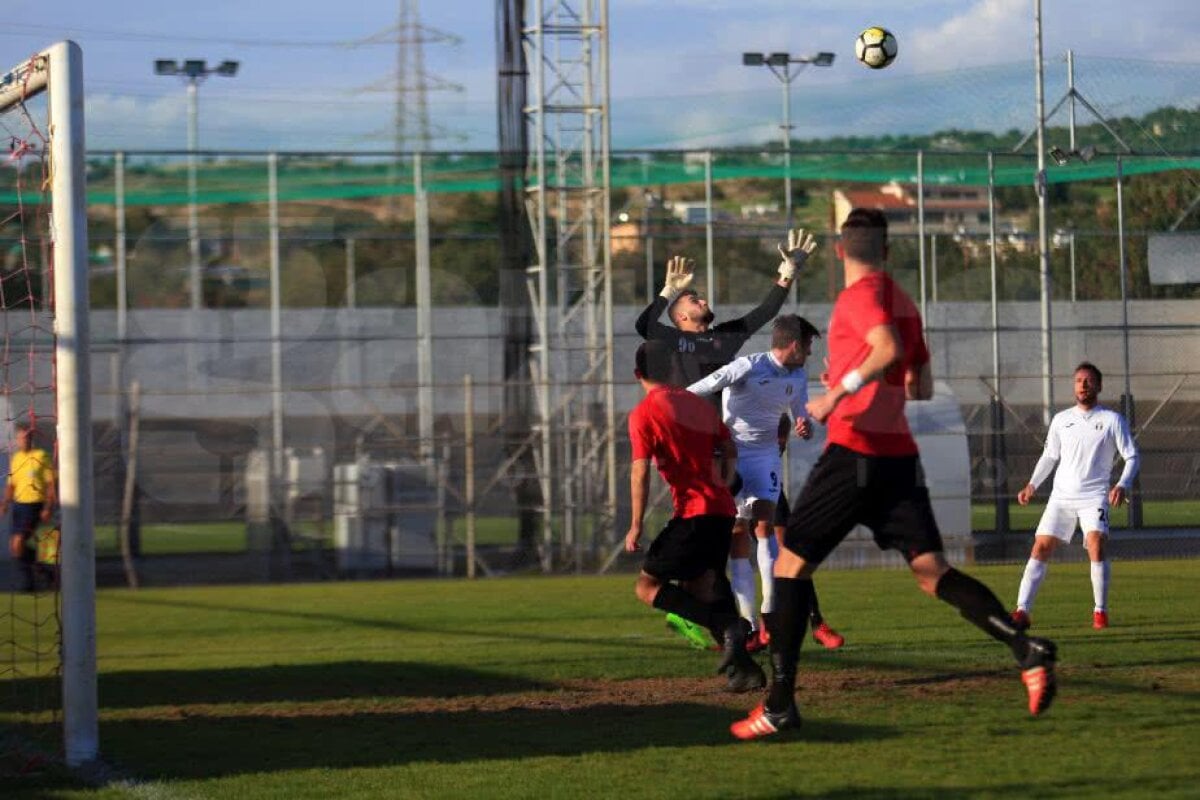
[
  {"xmin": 756, "ymin": 535, "xmax": 778, "ymax": 615},
  {"xmin": 1017, "ymin": 558, "xmax": 1048, "ymax": 612},
  {"xmin": 1091, "ymin": 560, "xmax": 1110, "ymax": 612},
  {"xmin": 730, "ymin": 558, "xmax": 757, "ymax": 628}
]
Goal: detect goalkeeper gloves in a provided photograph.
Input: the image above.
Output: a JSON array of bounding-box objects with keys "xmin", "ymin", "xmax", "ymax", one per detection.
[
  {"xmin": 659, "ymin": 255, "xmax": 696, "ymax": 302},
  {"xmin": 776, "ymin": 228, "xmax": 818, "ymax": 282}
]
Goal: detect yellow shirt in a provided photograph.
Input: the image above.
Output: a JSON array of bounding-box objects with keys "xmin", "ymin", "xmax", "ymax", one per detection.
[{"xmin": 8, "ymin": 448, "xmax": 56, "ymax": 504}]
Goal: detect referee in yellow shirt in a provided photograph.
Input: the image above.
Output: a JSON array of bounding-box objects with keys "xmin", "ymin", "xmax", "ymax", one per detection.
[{"xmin": 4, "ymin": 423, "xmax": 57, "ymax": 592}]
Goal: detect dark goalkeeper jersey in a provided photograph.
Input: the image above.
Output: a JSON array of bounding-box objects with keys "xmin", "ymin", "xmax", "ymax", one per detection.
[{"xmin": 634, "ymin": 283, "xmax": 789, "ymax": 387}]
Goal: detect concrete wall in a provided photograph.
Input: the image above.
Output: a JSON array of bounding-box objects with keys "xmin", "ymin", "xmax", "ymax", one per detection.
[{"xmin": 80, "ymin": 298, "xmax": 1199, "ymax": 423}]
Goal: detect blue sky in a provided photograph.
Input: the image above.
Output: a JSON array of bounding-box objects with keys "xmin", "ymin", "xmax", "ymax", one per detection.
[{"xmin": 4, "ymin": 0, "xmax": 1199, "ymax": 152}]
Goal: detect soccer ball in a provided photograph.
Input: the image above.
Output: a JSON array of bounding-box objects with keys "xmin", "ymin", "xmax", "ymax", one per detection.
[{"xmin": 855, "ymin": 27, "xmax": 898, "ymax": 69}]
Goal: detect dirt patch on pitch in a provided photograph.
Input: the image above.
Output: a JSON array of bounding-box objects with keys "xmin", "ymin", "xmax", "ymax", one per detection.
[
  {"xmin": 108, "ymin": 667, "xmax": 1015, "ymax": 722},
  {"xmin": 316, "ymin": 668, "xmax": 1011, "ymax": 715}
]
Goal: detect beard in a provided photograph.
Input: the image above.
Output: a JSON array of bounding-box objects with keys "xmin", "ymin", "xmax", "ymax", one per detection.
[{"xmin": 699, "ymin": 309, "xmax": 715, "ymax": 325}]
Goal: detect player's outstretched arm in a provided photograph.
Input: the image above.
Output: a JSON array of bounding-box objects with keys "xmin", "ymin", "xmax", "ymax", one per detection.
[
  {"xmin": 635, "ymin": 256, "xmax": 694, "ymax": 339},
  {"xmin": 776, "ymin": 228, "xmax": 818, "ymax": 285},
  {"xmin": 725, "ymin": 232, "xmax": 812, "ymax": 334},
  {"xmin": 687, "ymin": 356, "xmax": 750, "ymax": 397}
]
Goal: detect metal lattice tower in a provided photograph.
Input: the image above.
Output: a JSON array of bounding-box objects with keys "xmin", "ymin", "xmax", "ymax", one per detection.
[
  {"xmin": 524, "ymin": 0, "xmax": 615, "ymax": 571},
  {"xmin": 360, "ymin": 1, "xmax": 462, "ymax": 152}
]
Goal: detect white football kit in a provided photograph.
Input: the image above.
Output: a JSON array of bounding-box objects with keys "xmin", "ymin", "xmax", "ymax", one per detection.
[
  {"xmin": 1028, "ymin": 404, "xmax": 1140, "ymax": 543},
  {"xmin": 687, "ymin": 351, "xmax": 809, "ymax": 519}
]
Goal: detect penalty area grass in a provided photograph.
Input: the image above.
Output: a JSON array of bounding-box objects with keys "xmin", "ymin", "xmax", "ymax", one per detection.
[{"xmin": 3, "ymin": 560, "xmax": 1198, "ymax": 798}]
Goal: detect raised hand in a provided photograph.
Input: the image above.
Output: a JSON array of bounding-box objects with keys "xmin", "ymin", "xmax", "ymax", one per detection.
[
  {"xmin": 776, "ymin": 228, "xmax": 818, "ymax": 282},
  {"xmin": 660, "ymin": 255, "xmax": 696, "ymax": 301}
]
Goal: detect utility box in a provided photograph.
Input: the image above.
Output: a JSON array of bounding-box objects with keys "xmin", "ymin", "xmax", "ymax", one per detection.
[
  {"xmin": 332, "ymin": 459, "xmax": 437, "ymax": 575},
  {"xmin": 284, "ymin": 446, "xmax": 327, "ymax": 524}
]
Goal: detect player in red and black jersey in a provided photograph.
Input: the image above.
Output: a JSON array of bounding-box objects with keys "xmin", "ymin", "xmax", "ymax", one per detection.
[
  {"xmin": 731, "ymin": 209, "xmax": 1060, "ymax": 740},
  {"xmin": 625, "ymin": 340, "xmax": 763, "ymax": 692}
]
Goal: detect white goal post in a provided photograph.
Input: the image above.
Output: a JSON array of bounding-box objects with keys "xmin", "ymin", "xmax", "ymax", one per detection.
[{"xmin": 0, "ymin": 41, "xmax": 96, "ymax": 767}]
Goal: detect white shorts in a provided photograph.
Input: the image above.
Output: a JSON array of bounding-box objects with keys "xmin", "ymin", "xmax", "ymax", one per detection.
[
  {"xmin": 735, "ymin": 449, "xmax": 782, "ymax": 520},
  {"xmin": 1035, "ymin": 497, "xmax": 1110, "ymax": 543}
]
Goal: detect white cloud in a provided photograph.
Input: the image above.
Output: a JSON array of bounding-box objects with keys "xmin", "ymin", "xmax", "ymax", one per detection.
[{"xmin": 908, "ymin": 0, "xmax": 1030, "ymax": 72}]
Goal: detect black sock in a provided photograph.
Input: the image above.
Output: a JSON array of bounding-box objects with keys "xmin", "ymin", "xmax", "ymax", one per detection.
[
  {"xmin": 806, "ymin": 580, "xmax": 824, "ymax": 625},
  {"xmin": 766, "ymin": 577, "xmax": 812, "ymax": 711},
  {"xmin": 935, "ymin": 568, "xmax": 1029, "ymax": 664},
  {"xmin": 707, "ymin": 572, "xmax": 739, "ymax": 641},
  {"xmin": 652, "ymin": 583, "xmax": 714, "ymax": 630}
]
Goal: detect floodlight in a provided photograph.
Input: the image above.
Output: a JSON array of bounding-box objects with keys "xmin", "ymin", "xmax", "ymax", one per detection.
[
  {"xmin": 1078, "ymin": 144, "xmax": 1097, "ymax": 163},
  {"xmin": 153, "ymin": 55, "xmax": 241, "ymax": 310},
  {"xmin": 1049, "ymin": 146, "xmax": 1069, "ymax": 166},
  {"xmin": 813, "ymin": 52, "xmax": 836, "ymax": 67},
  {"xmin": 742, "ymin": 52, "xmax": 764, "ymax": 66},
  {"xmin": 766, "ymin": 52, "xmax": 790, "ymax": 67}
]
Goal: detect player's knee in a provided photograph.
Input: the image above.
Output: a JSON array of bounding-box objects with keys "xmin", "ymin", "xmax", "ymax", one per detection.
[
  {"xmin": 634, "ymin": 575, "xmax": 659, "ymax": 605},
  {"xmin": 1031, "ymin": 537, "xmax": 1056, "ymax": 560},
  {"xmin": 914, "ymin": 573, "xmax": 941, "ymax": 597},
  {"xmin": 908, "ymin": 551, "xmax": 949, "ymax": 596}
]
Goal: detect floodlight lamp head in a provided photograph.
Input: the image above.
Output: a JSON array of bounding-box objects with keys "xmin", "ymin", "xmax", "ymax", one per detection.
[
  {"xmin": 183, "ymin": 60, "xmax": 208, "ymax": 78},
  {"xmin": 1049, "ymin": 146, "xmax": 1069, "ymax": 166},
  {"xmin": 214, "ymin": 60, "xmax": 240, "ymax": 77},
  {"xmin": 1078, "ymin": 144, "xmax": 1097, "ymax": 163},
  {"xmin": 154, "ymin": 59, "xmax": 179, "ymax": 76},
  {"xmin": 742, "ymin": 52, "xmax": 765, "ymax": 66},
  {"xmin": 814, "ymin": 52, "xmax": 836, "ymax": 67},
  {"xmin": 766, "ymin": 52, "xmax": 790, "ymax": 67}
]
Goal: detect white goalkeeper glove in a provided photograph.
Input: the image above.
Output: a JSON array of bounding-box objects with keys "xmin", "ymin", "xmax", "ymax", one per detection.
[
  {"xmin": 776, "ymin": 228, "xmax": 818, "ymax": 282},
  {"xmin": 659, "ymin": 255, "xmax": 696, "ymax": 302}
]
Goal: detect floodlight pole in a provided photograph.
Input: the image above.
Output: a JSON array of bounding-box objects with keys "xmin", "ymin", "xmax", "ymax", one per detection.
[
  {"xmin": 1033, "ymin": 0, "xmax": 1054, "ymax": 427},
  {"xmin": 743, "ymin": 51, "xmax": 833, "ymax": 304},
  {"xmin": 186, "ymin": 77, "xmax": 200, "ymax": 310},
  {"xmin": 155, "ymin": 59, "xmax": 239, "ymax": 309},
  {"xmin": 780, "ymin": 64, "xmax": 794, "ymax": 231}
]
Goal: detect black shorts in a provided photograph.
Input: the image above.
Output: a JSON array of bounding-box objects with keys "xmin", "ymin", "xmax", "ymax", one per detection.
[
  {"xmin": 774, "ymin": 488, "xmax": 789, "ymax": 527},
  {"xmin": 642, "ymin": 514, "xmax": 735, "ymax": 582},
  {"xmin": 784, "ymin": 444, "xmax": 942, "ymax": 565}
]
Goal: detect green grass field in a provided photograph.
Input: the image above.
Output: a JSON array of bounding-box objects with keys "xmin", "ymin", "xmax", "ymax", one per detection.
[{"xmin": 4, "ymin": 560, "xmax": 1199, "ymax": 798}]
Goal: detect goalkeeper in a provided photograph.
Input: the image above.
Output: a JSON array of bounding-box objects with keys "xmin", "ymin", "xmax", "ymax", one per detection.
[{"xmin": 634, "ymin": 229, "xmax": 818, "ymax": 388}]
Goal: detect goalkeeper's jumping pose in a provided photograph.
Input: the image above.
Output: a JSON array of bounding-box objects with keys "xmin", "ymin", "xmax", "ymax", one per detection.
[{"xmin": 634, "ymin": 229, "xmax": 817, "ymax": 388}]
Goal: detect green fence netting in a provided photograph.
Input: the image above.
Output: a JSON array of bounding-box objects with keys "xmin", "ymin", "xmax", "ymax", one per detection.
[{"xmin": 4, "ymin": 150, "xmax": 1198, "ymax": 207}]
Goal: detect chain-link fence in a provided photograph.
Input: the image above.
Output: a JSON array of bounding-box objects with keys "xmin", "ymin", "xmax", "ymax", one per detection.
[{"xmin": 4, "ymin": 147, "xmax": 1198, "ymax": 584}]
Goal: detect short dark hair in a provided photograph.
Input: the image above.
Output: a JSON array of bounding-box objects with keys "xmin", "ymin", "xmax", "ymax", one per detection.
[
  {"xmin": 667, "ymin": 288, "xmax": 699, "ymax": 324},
  {"xmin": 635, "ymin": 340, "xmax": 677, "ymax": 384},
  {"xmin": 840, "ymin": 207, "xmax": 888, "ymax": 262},
  {"xmin": 1075, "ymin": 361, "xmax": 1103, "ymax": 385},
  {"xmin": 771, "ymin": 315, "xmax": 820, "ymax": 349}
]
